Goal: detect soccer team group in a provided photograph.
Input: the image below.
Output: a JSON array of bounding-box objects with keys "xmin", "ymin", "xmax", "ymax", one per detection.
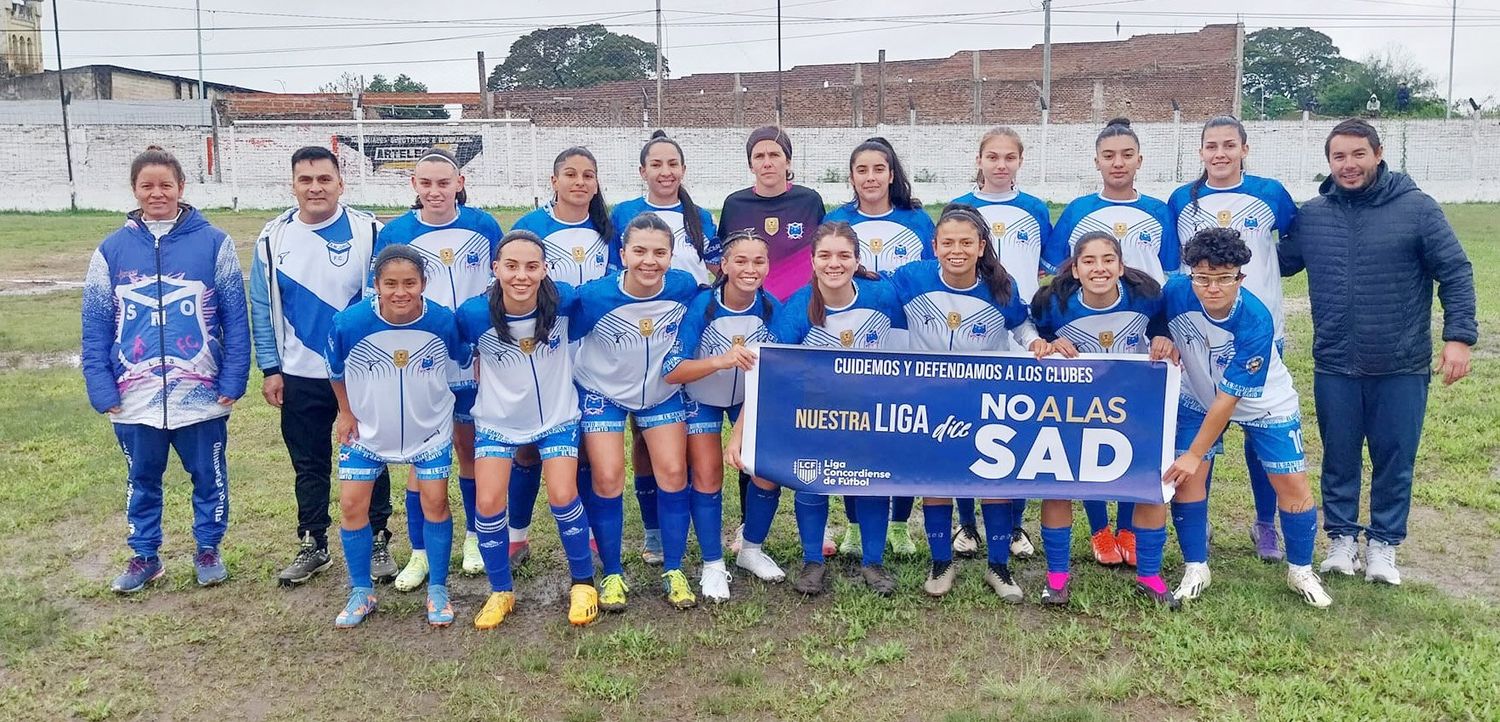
[{"xmin": 78, "ymin": 114, "xmax": 1466, "ymax": 631}]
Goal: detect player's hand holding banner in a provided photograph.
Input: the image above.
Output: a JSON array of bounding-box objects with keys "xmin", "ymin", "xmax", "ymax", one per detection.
[{"xmin": 740, "ymin": 345, "xmax": 1180, "ymax": 504}]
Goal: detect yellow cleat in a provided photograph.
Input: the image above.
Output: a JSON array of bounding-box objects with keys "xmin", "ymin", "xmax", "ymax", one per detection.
[
  {"xmin": 662, "ymin": 569, "xmax": 698, "ymax": 610},
  {"xmin": 473, "ymin": 591, "xmax": 516, "ymax": 630},
  {"xmin": 599, "ymin": 573, "xmax": 630, "ymax": 613},
  {"xmin": 569, "ymin": 583, "xmax": 600, "ymax": 626}
]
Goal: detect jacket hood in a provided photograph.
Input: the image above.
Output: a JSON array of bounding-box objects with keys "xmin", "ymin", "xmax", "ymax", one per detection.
[
  {"xmin": 1317, "ymin": 161, "xmax": 1418, "ymax": 207},
  {"xmin": 124, "ymin": 203, "xmax": 211, "ymax": 240}
]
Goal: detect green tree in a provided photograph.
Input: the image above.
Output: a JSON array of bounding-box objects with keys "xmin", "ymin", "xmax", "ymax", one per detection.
[
  {"xmin": 366, "ymin": 74, "xmax": 429, "ymax": 93},
  {"xmin": 1317, "ymin": 47, "xmax": 1444, "ymax": 117},
  {"xmin": 316, "ymin": 72, "xmax": 446, "ymax": 119},
  {"xmin": 487, "ymin": 25, "xmax": 665, "ymax": 91},
  {"xmin": 1242, "ymin": 27, "xmax": 1351, "ymax": 111}
]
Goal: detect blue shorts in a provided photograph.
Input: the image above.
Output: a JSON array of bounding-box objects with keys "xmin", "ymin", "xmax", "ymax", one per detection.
[
  {"xmin": 339, "ymin": 443, "xmax": 452, "ymax": 482},
  {"xmin": 1176, "ymin": 407, "xmax": 1305, "ymax": 474},
  {"xmin": 475, "ymin": 422, "xmax": 580, "ymax": 460},
  {"xmin": 685, "ymin": 398, "xmax": 742, "ymax": 436},
  {"xmin": 577, "ymin": 385, "xmax": 686, "ymax": 434},
  {"xmin": 453, "ymin": 387, "xmax": 477, "ymax": 424}
]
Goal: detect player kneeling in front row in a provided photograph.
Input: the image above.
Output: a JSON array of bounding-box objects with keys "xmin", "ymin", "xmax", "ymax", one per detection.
[
  {"xmin": 1163, "ymin": 227, "xmax": 1331, "ymax": 608},
  {"xmin": 327, "ymin": 246, "xmax": 469, "ymax": 628}
]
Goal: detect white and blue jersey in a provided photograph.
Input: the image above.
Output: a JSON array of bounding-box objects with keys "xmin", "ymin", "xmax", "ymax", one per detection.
[
  {"xmin": 888, "ymin": 261, "xmax": 1035, "ymax": 352},
  {"xmin": 1168, "ymin": 175, "xmax": 1297, "ymax": 340},
  {"xmin": 769, "ymin": 275, "xmax": 906, "ymax": 349},
  {"xmin": 1162, "ymin": 277, "xmax": 1298, "ymax": 424},
  {"xmin": 251, "ymin": 205, "xmax": 379, "ymax": 379},
  {"xmin": 325, "ymin": 298, "xmax": 468, "ymax": 463},
  {"xmin": 514, "ymin": 205, "xmax": 614, "ymax": 287},
  {"xmin": 1032, "ymin": 281, "xmax": 1164, "ymax": 355},
  {"xmin": 373, "ymin": 206, "xmax": 502, "ymax": 392},
  {"xmin": 611, "ymin": 197, "xmax": 720, "ymax": 285},
  {"xmin": 823, "ymin": 203, "xmax": 935, "ymax": 275},
  {"xmin": 1053, "ymin": 193, "xmax": 1179, "ymax": 283},
  {"xmin": 665, "ymin": 287, "xmax": 780, "ymax": 410},
  {"xmin": 571, "ymin": 269, "xmax": 700, "ymax": 412},
  {"xmin": 456, "ymin": 287, "xmax": 580, "ymax": 448},
  {"xmin": 951, "ymin": 189, "xmax": 1061, "ymax": 303}
]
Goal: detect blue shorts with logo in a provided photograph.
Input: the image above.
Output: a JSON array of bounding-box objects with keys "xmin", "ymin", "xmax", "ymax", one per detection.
[
  {"xmin": 1176, "ymin": 406, "xmax": 1305, "ymax": 474},
  {"xmin": 685, "ymin": 398, "xmax": 742, "ymax": 436},
  {"xmin": 577, "ymin": 385, "xmax": 687, "ymax": 434},
  {"xmin": 475, "ymin": 422, "xmax": 580, "ymax": 460},
  {"xmin": 339, "ymin": 442, "xmax": 452, "ymax": 482},
  {"xmin": 452, "ymin": 386, "xmax": 478, "ymax": 424}
]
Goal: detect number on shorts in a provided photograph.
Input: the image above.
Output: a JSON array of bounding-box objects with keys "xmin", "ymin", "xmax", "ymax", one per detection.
[{"xmin": 1287, "ymin": 428, "xmax": 1304, "ymax": 455}]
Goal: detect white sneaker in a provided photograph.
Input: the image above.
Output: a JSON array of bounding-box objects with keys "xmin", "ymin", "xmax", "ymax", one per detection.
[
  {"xmin": 729, "ymin": 524, "xmax": 745, "ymax": 555},
  {"xmin": 462, "ymin": 532, "xmax": 485, "ymax": 575},
  {"xmin": 1009, "ymin": 528, "xmax": 1035, "ymax": 559},
  {"xmin": 1174, "ymin": 562, "xmax": 1212, "ymax": 601},
  {"xmin": 735, "ymin": 545, "xmax": 786, "ymax": 582},
  {"xmin": 700, "ymin": 561, "xmax": 732, "ymax": 602},
  {"xmin": 1287, "ymin": 565, "xmax": 1334, "ymax": 608},
  {"xmin": 952, "ymin": 523, "xmax": 980, "ymax": 557},
  {"xmin": 1364, "ymin": 539, "xmax": 1402, "ymax": 585},
  {"xmin": 1319, "ymin": 535, "xmax": 1363, "ymax": 576},
  {"xmin": 394, "ymin": 549, "xmax": 428, "ymax": 592}
]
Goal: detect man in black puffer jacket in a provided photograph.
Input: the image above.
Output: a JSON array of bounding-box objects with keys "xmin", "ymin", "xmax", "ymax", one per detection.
[{"xmin": 1280, "ymin": 119, "xmax": 1476, "ymax": 588}]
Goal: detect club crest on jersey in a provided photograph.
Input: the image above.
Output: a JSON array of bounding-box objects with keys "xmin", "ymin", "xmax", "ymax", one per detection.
[
  {"xmin": 969, "ymin": 323, "xmax": 988, "ymax": 338},
  {"xmin": 992, "ymin": 222, "xmax": 1007, "ymax": 237},
  {"xmin": 839, "ymin": 329, "xmax": 855, "ymax": 347},
  {"xmin": 394, "ymin": 349, "xmax": 410, "ymax": 368},
  {"xmin": 1245, "ymin": 356, "xmax": 1264, "ymax": 374},
  {"xmin": 894, "ymin": 246, "xmax": 909, "ymax": 258},
  {"xmin": 731, "ymin": 335, "xmax": 746, "ymax": 347},
  {"xmin": 1017, "ymin": 230, "xmax": 1030, "ymax": 241},
  {"xmin": 946, "ymin": 311, "xmax": 962, "ymax": 330},
  {"xmin": 1099, "ymin": 330, "xmax": 1116, "ymax": 347},
  {"xmin": 519, "ymin": 337, "xmax": 536, "ymax": 354},
  {"xmin": 787, "ymin": 222, "xmax": 804, "ymax": 240},
  {"xmin": 764, "ymin": 217, "xmax": 780, "ymax": 236},
  {"xmin": 418, "ymin": 355, "xmax": 436, "ymax": 372},
  {"xmin": 326, "ymin": 240, "xmax": 352, "ymax": 267},
  {"xmin": 440, "ymin": 248, "xmax": 455, "ymax": 266},
  {"xmin": 464, "ymin": 250, "xmax": 482, "ymax": 267},
  {"xmin": 1138, "ymin": 231, "xmax": 1153, "ymax": 242},
  {"xmin": 1244, "ymin": 217, "xmax": 1260, "ymax": 229},
  {"xmin": 1217, "ymin": 210, "xmax": 1232, "ymax": 227},
  {"xmin": 1112, "ymin": 222, "xmax": 1128, "ymax": 239},
  {"xmin": 572, "ymin": 246, "xmax": 586, "ymax": 263},
  {"xmin": 794, "ymin": 459, "xmax": 820, "ymax": 484},
  {"xmin": 870, "ymin": 237, "xmax": 884, "ymax": 253},
  {"xmin": 638, "ymin": 318, "xmax": 655, "ymax": 337}
]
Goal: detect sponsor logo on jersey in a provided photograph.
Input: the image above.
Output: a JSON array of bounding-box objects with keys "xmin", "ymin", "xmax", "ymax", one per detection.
[
  {"xmin": 787, "ymin": 222, "xmax": 805, "ymax": 240},
  {"xmin": 794, "ymin": 458, "xmax": 821, "ymax": 484},
  {"xmin": 992, "ymin": 222, "xmax": 1007, "ymax": 237},
  {"xmin": 1112, "ymin": 222, "xmax": 1128, "ymax": 239},
  {"xmin": 519, "ymin": 337, "xmax": 536, "ymax": 354},
  {"xmin": 764, "ymin": 217, "xmax": 780, "ymax": 236},
  {"xmin": 839, "ymin": 329, "xmax": 855, "ymax": 347},
  {"xmin": 440, "ymin": 248, "xmax": 455, "ymax": 266},
  {"xmin": 947, "ymin": 311, "xmax": 962, "ymax": 330},
  {"xmin": 1245, "ymin": 356, "xmax": 1264, "ymax": 374},
  {"xmin": 394, "ymin": 349, "xmax": 410, "ymax": 368},
  {"xmin": 638, "ymin": 318, "xmax": 655, "ymax": 337},
  {"xmin": 870, "ymin": 237, "xmax": 884, "ymax": 253},
  {"xmin": 1099, "ymin": 330, "xmax": 1115, "ymax": 348},
  {"xmin": 572, "ymin": 246, "xmax": 586, "ymax": 262},
  {"xmin": 326, "ymin": 240, "xmax": 352, "ymax": 267},
  {"xmin": 1217, "ymin": 210, "xmax": 1232, "ymax": 227}
]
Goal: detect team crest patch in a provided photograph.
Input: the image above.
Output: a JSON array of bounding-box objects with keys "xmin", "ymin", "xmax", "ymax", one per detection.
[
  {"xmin": 440, "ymin": 248, "xmax": 455, "ymax": 266},
  {"xmin": 394, "ymin": 349, "xmax": 410, "ymax": 368},
  {"xmin": 1245, "ymin": 356, "xmax": 1264, "ymax": 374},
  {"xmin": 572, "ymin": 246, "xmax": 586, "ymax": 262},
  {"xmin": 638, "ymin": 318, "xmax": 655, "ymax": 337},
  {"xmin": 519, "ymin": 337, "xmax": 536, "ymax": 354},
  {"xmin": 992, "ymin": 222, "xmax": 1007, "ymax": 236},
  {"xmin": 946, "ymin": 312, "xmax": 962, "ymax": 330},
  {"xmin": 787, "ymin": 222, "xmax": 805, "ymax": 239},
  {"xmin": 870, "ymin": 237, "xmax": 884, "ymax": 253},
  {"xmin": 1098, "ymin": 330, "xmax": 1115, "ymax": 347},
  {"xmin": 1112, "ymin": 222, "xmax": 1128, "ymax": 239},
  {"xmin": 731, "ymin": 335, "xmax": 746, "ymax": 347},
  {"xmin": 764, "ymin": 217, "xmax": 780, "ymax": 236},
  {"xmin": 839, "ymin": 329, "xmax": 855, "ymax": 348},
  {"xmin": 326, "ymin": 240, "xmax": 352, "ymax": 267},
  {"xmin": 1245, "ymin": 217, "xmax": 1260, "ymax": 229},
  {"xmin": 1217, "ymin": 210, "xmax": 1232, "ymax": 227}
]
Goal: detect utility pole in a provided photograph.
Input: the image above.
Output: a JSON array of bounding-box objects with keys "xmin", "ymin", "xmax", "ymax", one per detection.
[
  {"xmin": 195, "ymin": 0, "xmax": 206, "ymax": 125},
  {"xmin": 655, "ymin": 0, "xmax": 664, "ymax": 125},
  {"xmin": 52, "ymin": 0, "xmax": 76, "ymax": 210},
  {"xmin": 1446, "ymin": 0, "xmax": 1456, "ymax": 120},
  {"xmin": 776, "ymin": 0, "xmax": 783, "ymax": 125},
  {"xmin": 1041, "ymin": 0, "xmax": 1052, "ymax": 115},
  {"xmin": 477, "ymin": 51, "xmax": 492, "ymax": 117}
]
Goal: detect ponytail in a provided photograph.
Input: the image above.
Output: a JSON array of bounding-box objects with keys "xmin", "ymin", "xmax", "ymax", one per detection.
[
  {"xmin": 807, "ymin": 222, "xmax": 879, "ymax": 327},
  {"xmin": 487, "ymin": 230, "xmax": 560, "ymax": 345}
]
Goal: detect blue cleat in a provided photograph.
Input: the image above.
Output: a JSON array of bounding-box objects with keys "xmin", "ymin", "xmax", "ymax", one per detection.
[
  {"xmin": 426, "ymin": 584, "xmax": 455, "ymax": 627},
  {"xmin": 111, "ymin": 555, "xmax": 164, "ymax": 594},
  {"xmin": 335, "ymin": 587, "xmax": 378, "ymax": 628},
  {"xmin": 194, "ymin": 547, "xmax": 228, "ymax": 587}
]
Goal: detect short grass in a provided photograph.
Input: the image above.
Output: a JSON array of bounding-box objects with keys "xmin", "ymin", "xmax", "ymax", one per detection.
[{"xmin": 0, "ymin": 206, "xmax": 1496, "ymax": 721}]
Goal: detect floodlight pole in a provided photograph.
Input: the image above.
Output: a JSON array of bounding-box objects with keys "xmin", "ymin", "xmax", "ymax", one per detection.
[{"xmin": 1445, "ymin": 0, "xmax": 1456, "ymax": 120}]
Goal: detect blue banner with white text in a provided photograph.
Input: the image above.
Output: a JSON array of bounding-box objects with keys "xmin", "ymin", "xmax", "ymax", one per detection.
[{"xmin": 741, "ymin": 345, "xmax": 1180, "ymax": 504}]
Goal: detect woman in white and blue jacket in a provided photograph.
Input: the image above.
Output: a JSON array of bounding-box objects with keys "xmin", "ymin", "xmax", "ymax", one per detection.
[{"xmin": 81, "ymin": 146, "xmax": 250, "ymax": 594}]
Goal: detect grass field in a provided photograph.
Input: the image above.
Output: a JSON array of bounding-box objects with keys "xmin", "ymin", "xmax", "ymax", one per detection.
[{"xmin": 0, "ymin": 206, "xmax": 1496, "ymax": 722}]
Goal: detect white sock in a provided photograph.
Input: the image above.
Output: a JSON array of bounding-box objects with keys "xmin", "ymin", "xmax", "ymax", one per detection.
[{"xmin": 509, "ymin": 526, "xmax": 530, "ymax": 543}]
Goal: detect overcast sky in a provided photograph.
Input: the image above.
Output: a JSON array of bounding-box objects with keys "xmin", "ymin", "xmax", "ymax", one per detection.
[{"xmin": 40, "ymin": 0, "xmax": 1500, "ymax": 105}]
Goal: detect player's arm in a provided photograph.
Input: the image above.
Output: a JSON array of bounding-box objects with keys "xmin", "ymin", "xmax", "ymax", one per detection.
[
  {"xmin": 665, "ymin": 346, "xmax": 757, "ymax": 385},
  {"xmin": 330, "ymin": 379, "xmax": 358, "ymax": 445},
  {"xmin": 1164, "ymin": 390, "xmax": 1239, "ymax": 485}
]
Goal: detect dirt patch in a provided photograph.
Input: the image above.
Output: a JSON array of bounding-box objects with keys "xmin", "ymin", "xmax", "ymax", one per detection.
[
  {"xmin": 0, "ymin": 278, "xmax": 84, "ymax": 296},
  {"xmin": 0, "ymin": 351, "xmax": 79, "ymax": 371},
  {"xmin": 1399, "ymin": 504, "xmax": 1500, "ymax": 601}
]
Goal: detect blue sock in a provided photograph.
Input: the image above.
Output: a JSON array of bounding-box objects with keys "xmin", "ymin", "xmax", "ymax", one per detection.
[
  {"xmin": 341, "ymin": 524, "xmax": 373, "ymax": 589},
  {"xmin": 982, "ymin": 502, "xmax": 1012, "ymax": 565},
  {"xmin": 458, "ymin": 476, "xmax": 477, "ymax": 534},
  {"xmin": 744, "ymin": 484, "xmax": 781, "ymax": 545},
  {"xmin": 1041, "ymin": 524, "xmax": 1072, "ymax": 574},
  {"xmin": 1248, "ymin": 446, "xmax": 1278, "ymax": 525},
  {"xmin": 1279, "ymin": 507, "xmax": 1317, "ymax": 567},
  {"xmin": 475, "ymin": 509, "xmax": 512, "ymax": 592},
  {"xmin": 1134, "ymin": 524, "xmax": 1167, "ymax": 578},
  {"xmin": 890, "ymin": 496, "xmax": 914, "ymax": 523},
  {"xmin": 658, "ymin": 487, "xmax": 691, "ymax": 572},
  {"xmin": 509, "ymin": 462, "xmax": 542, "ymax": 534},
  {"xmin": 1116, "ymin": 502, "xmax": 1135, "ymax": 533},
  {"xmin": 956, "ymin": 498, "xmax": 977, "ymax": 527},
  {"xmin": 576, "ymin": 464, "xmax": 598, "ymax": 530},
  {"xmin": 595, "ymin": 494, "xmax": 625, "ymax": 576},
  {"xmin": 405, "ymin": 490, "xmax": 424, "ymax": 550},
  {"xmin": 842, "ymin": 496, "xmax": 858, "ymax": 524},
  {"xmin": 794, "ymin": 492, "xmax": 829, "ymax": 563},
  {"xmin": 551, "ymin": 498, "xmax": 594, "ymax": 582},
  {"xmin": 1171, "ymin": 499, "xmax": 1209, "ymax": 564},
  {"xmin": 856, "ymin": 496, "xmax": 890, "ymax": 566},
  {"xmin": 635, "ymin": 473, "xmax": 659, "ymax": 531},
  {"xmin": 1083, "ymin": 500, "xmax": 1110, "ymax": 534},
  {"xmin": 1010, "ymin": 499, "xmax": 1028, "ymax": 530},
  {"xmin": 924, "ymin": 504, "xmax": 953, "ymax": 563},
  {"xmin": 423, "ymin": 515, "xmax": 454, "ymax": 588},
  {"xmin": 690, "ymin": 488, "xmax": 724, "ymax": 563},
  {"xmin": 1203, "ymin": 465, "xmax": 1214, "ymax": 495}
]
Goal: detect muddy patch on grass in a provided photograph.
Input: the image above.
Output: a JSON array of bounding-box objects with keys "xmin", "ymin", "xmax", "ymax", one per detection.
[
  {"xmin": 1399, "ymin": 504, "xmax": 1500, "ymax": 602},
  {"xmin": 0, "ymin": 278, "xmax": 84, "ymax": 295},
  {"xmin": 0, "ymin": 351, "xmax": 79, "ymax": 371}
]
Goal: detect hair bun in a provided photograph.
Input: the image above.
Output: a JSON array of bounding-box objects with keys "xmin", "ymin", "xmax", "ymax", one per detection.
[
  {"xmin": 864, "ymin": 136, "xmax": 893, "ymax": 148},
  {"xmin": 1104, "ymin": 117, "xmax": 1131, "ymax": 128},
  {"xmin": 650, "ymin": 129, "xmax": 668, "ymax": 140},
  {"xmin": 145, "ymin": 144, "xmax": 164, "ymax": 152}
]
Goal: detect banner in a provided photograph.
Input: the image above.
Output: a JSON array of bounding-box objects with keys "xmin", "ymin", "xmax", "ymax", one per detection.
[
  {"xmin": 336, "ymin": 133, "xmax": 483, "ymax": 173},
  {"xmin": 741, "ymin": 345, "xmax": 1180, "ymax": 504}
]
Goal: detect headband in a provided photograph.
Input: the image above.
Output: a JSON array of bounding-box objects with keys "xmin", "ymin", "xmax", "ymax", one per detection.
[
  {"xmin": 745, "ymin": 126, "xmax": 792, "ymax": 161},
  {"xmin": 416, "ymin": 152, "xmax": 459, "ymax": 168}
]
